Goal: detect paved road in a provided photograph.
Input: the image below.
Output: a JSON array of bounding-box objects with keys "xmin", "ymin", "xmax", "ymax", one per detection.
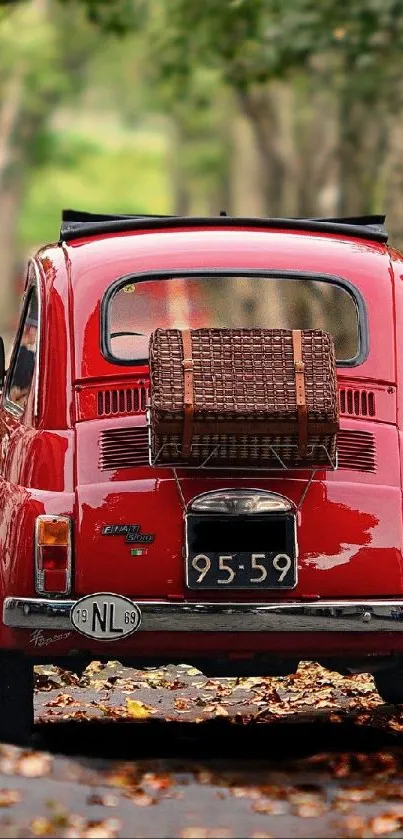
[{"xmin": 1, "ymin": 662, "xmax": 403, "ymax": 837}]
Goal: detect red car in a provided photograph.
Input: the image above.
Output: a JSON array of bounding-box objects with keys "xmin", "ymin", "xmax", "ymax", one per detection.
[{"xmin": 1, "ymin": 210, "xmax": 402, "ymax": 743}]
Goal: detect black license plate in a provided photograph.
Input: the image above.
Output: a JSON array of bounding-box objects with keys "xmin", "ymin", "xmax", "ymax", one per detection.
[{"xmin": 185, "ymin": 514, "xmax": 297, "ymax": 590}]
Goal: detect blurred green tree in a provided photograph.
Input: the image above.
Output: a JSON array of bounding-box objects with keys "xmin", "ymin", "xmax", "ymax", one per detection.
[
  {"xmin": 59, "ymin": 0, "xmax": 403, "ymax": 217},
  {"xmin": 0, "ymin": 0, "xmax": 100, "ymax": 335}
]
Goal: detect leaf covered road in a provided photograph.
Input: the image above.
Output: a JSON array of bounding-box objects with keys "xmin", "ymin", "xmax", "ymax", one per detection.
[{"xmin": 1, "ymin": 662, "xmax": 403, "ymax": 837}]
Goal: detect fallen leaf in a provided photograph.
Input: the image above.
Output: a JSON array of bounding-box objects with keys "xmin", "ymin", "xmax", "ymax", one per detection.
[
  {"xmin": 45, "ymin": 693, "xmax": 76, "ymax": 708},
  {"xmin": 18, "ymin": 753, "xmax": 52, "ymax": 778},
  {"xmin": 174, "ymin": 698, "xmax": 192, "ymax": 712},
  {"xmin": 29, "ymin": 817, "xmax": 54, "ymax": 837},
  {"xmin": 180, "ymin": 830, "xmax": 231, "ymax": 839},
  {"xmin": 340, "ymin": 815, "xmax": 369, "ymax": 838},
  {"xmin": 0, "ymin": 788, "xmax": 21, "ymax": 807},
  {"xmin": 87, "ymin": 793, "xmax": 119, "ymax": 807},
  {"xmin": 82, "ymin": 818, "xmax": 122, "ymax": 838},
  {"xmin": 125, "ymin": 699, "xmax": 152, "ymax": 719},
  {"xmin": 294, "ymin": 800, "xmax": 327, "ymax": 818},
  {"xmin": 86, "ymin": 661, "xmax": 105, "ymax": 674},
  {"xmin": 132, "ymin": 791, "xmax": 155, "ymax": 807},
  {"xmin": 142, "ymin": 772, "xmax": 173, "ymax": 791},
  {"xmin": 253, "ymin": 799, "xmax": 287, "ymax": 815},
  {"xmin": 336, "ymin": 788, "xmax": 375, "ymax": 803},
  {"xmin": 370, "ymin": 815, "xmax": 402, "ymax": 836},
  {"xmin": 214, "ymin": 705, "xmax": 229, "ymax": 717}
]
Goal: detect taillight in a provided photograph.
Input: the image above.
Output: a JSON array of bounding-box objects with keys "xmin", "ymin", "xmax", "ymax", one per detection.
[{"xmin": 35, "ymin": 515, "xmax": 72, "ymax": 595}]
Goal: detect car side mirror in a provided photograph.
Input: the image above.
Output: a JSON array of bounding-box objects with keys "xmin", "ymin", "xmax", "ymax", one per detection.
[{"xmin": 0, "ymin": 337, "xmax": 5, "ymax": 390}]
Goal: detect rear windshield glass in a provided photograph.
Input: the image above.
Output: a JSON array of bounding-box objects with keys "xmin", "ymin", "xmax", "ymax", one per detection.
[{"xmin": 105, "ymin": 274, "xmax": 360, "ymax": 364}]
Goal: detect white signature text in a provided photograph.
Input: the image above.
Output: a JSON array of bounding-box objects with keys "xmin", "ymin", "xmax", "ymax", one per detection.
[{"xmin": 30, "ymin": 629, "xmax": 72, "ymax": 648}]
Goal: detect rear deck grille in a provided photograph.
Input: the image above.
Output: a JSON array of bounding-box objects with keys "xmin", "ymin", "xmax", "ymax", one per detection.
[
  {"xmin": 99, "ymin": 427, "xmax": 149, "ymax": 470},
  {"xmin": 339, "ymin": 388, "xmax": 376, "ymax": 418},
  {"xmin": 97, "ymin": 386, "xmax": 148, "ymax": 417},
  {"xmin": 337, "ymin": 429, "xmax": 376, "ymax": 472},
  {"xmin": 99, "ymin": 427, "xmax": 376, "ymax": 473}
]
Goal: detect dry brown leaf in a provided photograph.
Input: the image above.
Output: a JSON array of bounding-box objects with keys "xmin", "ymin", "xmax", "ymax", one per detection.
[
  {"xmin": 18, "ymin": 753, "xmax": 52, "ymax": 778},
  {"xmin": 0, "ymin": 788, "xmax": 21, "ymax": 807},
  {"xmin": 174, "ymin": 698, "xmax": 192, "ymax": 711},
  {"xmin": 180, "ymin": 830, "xmax": 232, "ymax": 839},
  {"xmin": 387, "ymin": 719, "xmax": 403, "ymax": 732},
  {"xmin": 125, "ymin": 698, "xmax": 153, "ymax": 719},
  {"xmin": 370, "ymin": 814, "xmax": 401, "ymax": 836},
  {"xmin": 34, "ymin": 674, "xmax": 62, "ymax": 692},
  {"xmin": 231, "ymin": 787, "xmax": 260, "ymax": 800},
  {"xmin": 340, "ymin": 815, "xmax": 369, "ymax": 838},
  {"xmin": 132, "ymin": 791, "xmax": 155, "ymax": 807},
  {"xmin": 29, "ymin": 817, "xmax": 54, "ymax": 837},
  {"xmin": 82, "ymin": 818, "xmax": 122, "ymax": 838},
  {"xmin": 91, "ymin": 680, "xmax": 111, "ymax": 692},
  {"xmin": 142, "ymin": 772, "xmax": 173, "ymax": 791},
  {"xmin": 45, "ymin": 693, "xmax": 76, "ymax": 708},
  {"xmin": 294, "ymin": 801, "xmax": 327, "ymax": 818},
  {"xmin": 253, "ymin": 799, "xmax": 287, "ymax": 815},
  {"xmin": 336, "ymin": 788, "xmax": 375, "ymax": 803},
  {"xmin": 87, "ymin": 793, "xmax": 119, "ymax": 808},
  {"xmin": 86, "ymin": 661, "xmax": 105, "ymax": 673},
  {"xmin": 214, "ymin": 705, "xmax": 229, "ymax": 717}
]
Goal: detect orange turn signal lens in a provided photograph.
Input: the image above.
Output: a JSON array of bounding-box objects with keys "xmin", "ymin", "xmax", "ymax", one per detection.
[{"xmin": 37, "ymin": 518, "xmax": 69, "ymax": 547}]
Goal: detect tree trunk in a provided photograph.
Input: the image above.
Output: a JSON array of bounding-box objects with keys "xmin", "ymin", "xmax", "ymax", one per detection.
[
  {"xmin": 234, "ymin": 83, "xmax": 299, "ymax": 216},
  {"xmin": 169, "ymin": 117, "xmax": 192, "ymax": 215}
]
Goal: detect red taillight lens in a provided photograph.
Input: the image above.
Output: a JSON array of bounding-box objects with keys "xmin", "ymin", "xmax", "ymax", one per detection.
[
  {"xmin": 35, "ymin": 516, "xmax": 71, "ymax": 595},
  {"xmin": 43, "ymin": 569, "xmax": 69, "ymax": 593},
  {"xmin": 38, "ymin": 545, "xmax": 67, "ymax": 571}
]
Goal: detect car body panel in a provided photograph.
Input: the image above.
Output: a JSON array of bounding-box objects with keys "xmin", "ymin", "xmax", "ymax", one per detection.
[{"xmin": 0, "ymin": 218, "xmax": 402, "ymax": 664}]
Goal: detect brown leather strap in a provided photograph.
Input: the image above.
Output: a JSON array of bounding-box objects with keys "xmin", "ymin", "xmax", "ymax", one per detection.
[
  {"xmin": 181, "ymin": 329, "xmax": 194, "ymax": 457},
  {"xmin": 292, "ymin": 329, "xmax": 308, "ymax": 457},
  {"xmin": 154, "ymin": 420, "xmax": 339, "ymax": 437}
]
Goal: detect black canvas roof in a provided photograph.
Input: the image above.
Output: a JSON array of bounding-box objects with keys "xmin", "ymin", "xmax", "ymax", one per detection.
[{"xmin": 59, "ymin": 210, "xmax": 388, "ymax": 244}]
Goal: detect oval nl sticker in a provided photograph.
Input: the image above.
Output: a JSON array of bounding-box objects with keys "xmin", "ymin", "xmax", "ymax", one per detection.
[{"xmin": 70, "ymin": 593, "xmax": 142, "ymax": 641}]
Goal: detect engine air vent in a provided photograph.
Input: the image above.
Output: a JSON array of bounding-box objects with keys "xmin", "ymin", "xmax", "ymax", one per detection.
[
  {"xmin": 339, "ymin": 388, "xmax": 375, "ymax": 418},
  {"xmin": 99, "ymin": 427, "xmax": 376, "ymax": 474},
  {"xmin": 337, "ymin": 429, "xmax": 376, "ymax": 472},
  {"xmin": 99, "ymin": 427, "xmax": 149, "ymax": 470},
  {"xmin": 97, "ymin": 385, "xmax": 148, "ymax": 418}
]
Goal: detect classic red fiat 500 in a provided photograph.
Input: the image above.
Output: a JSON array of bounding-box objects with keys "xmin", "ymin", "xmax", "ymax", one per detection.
[{"xmin": 0, "ymin": 210, "xmax": 402, "ymax": 743}]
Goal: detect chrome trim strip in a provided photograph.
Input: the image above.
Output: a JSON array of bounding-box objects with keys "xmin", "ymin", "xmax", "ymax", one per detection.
[
  {"xmin": 4, "ymin": 597, "xmax": 403, "ymax": 633},
  {"xmin": 4, "ymin": 260, "xmax": 41, "ymax": 419},
  {"xmin": 31, "ymin": 259, "xmax": 42, "ymax": 420}
]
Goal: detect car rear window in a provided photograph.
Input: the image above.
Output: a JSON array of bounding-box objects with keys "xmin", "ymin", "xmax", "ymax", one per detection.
[{"xmin": 104, "ymin": 274, "xmax": 361, "ymax": 365}]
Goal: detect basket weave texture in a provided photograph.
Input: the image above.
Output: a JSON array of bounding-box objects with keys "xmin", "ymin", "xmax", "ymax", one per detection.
[{"xmin": 149, "ymin": 328, "xmax": 339, "ymax": 468}]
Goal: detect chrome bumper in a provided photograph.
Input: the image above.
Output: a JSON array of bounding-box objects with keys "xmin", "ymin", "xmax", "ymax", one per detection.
[{"xmin": 4, "ymin": 597, "xmax": 403, "ymax": 633}]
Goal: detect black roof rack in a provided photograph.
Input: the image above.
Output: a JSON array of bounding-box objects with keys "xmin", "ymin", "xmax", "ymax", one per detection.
[{"xmin": 59, "ymin": 210, "xmax": 388, "ymax": 244}]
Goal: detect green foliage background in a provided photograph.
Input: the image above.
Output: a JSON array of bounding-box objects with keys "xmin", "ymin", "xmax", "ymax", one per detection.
[
  {"xmin": 1, "ymin": 0, "xmax": 403, "ymax": 319},
  {"xmin": 20, "ymin": 129, "xmax": 170, "ymax": 246}
]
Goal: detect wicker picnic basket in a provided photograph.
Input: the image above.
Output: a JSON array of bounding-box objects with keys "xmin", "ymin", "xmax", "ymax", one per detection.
[{"xmin": 148, "ymin": 328, "xmax": 339, "ymax": 469}]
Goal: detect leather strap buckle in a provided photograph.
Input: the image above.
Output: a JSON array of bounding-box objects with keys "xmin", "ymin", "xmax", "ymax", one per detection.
[
  {"xmin": 181, "ymin": 330, "xmax": 194, "ymax": 457},
  {"xmin": 292, "ymin": 329, "xmax": 308, "ymax": 458}
]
